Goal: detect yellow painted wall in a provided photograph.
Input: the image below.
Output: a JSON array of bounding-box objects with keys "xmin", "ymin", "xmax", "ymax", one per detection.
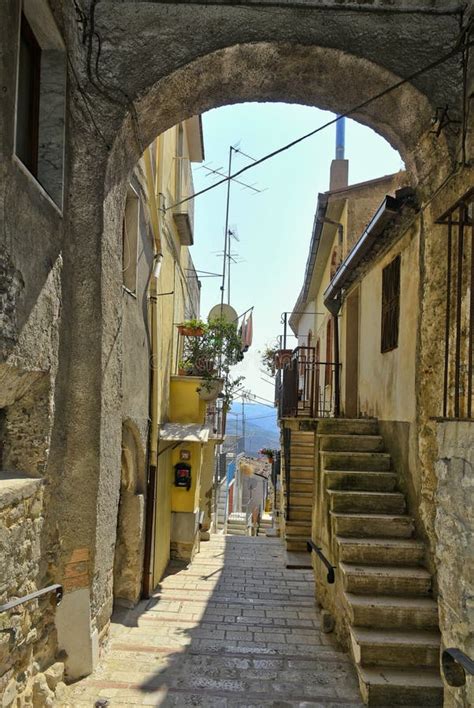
[
  {"xmin": 169, "ymin": 376, "xmax": 207, "ymax": 424},
  {"xmin": 200, "ymin": 442, "xmax": 217, "ymax": 530},
  {"xmin": 153, "ymin": 448, "xmax": 174, "ymax": 583},
  {"xmin": 170, "ymin": 443, "xmax": 203, "ymax": 513},
  {"xmin": 356, "ymin": 223, "xmax": 420, "ymax": 421},
  {"xmin": 141, "ymin": 117, "xmax": 203, "ymax": 588}
]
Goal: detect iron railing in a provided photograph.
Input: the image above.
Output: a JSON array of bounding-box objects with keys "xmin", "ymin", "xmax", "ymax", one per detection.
[
  {"xmin": 442, "ymin": 648, "xmax": 474, "ymax": 687},
  {"xmin": 276, "ymin": 346, "xmax": 341, "ymax": 419},
  {"xmin": 306, "ymin": 540, "xmax": 336, "ymax": 584},
  {"xmin": 436, "ymin": 189, "xmax": 473, "ymax": 419},
  {"xmin": 0, "ymin": 584, "xmax": 63, "ymax": 614}
]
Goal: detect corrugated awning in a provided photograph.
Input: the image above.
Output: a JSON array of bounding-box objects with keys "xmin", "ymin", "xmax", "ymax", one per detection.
[{"xmin": 159, "ymin": 423, "xmax": 211, "ymax": 443}]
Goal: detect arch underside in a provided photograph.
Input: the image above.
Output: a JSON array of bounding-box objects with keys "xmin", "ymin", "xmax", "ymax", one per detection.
[{"xmin": 102, "ymin": 41, "xmax": 454, "ymax": 191}]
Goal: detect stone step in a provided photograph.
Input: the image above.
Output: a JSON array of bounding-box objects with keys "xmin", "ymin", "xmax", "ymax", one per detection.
[
  {"xmin": 317, "ymin": 418, "xmax": 379, "ymax": 436},
  {"xmin": 290, "ymin": 479, "xmax": 314, "ymax": 493},
  {"xmin": 344, "ymin": 593, "xmax": 439, "ymax": 630},
  {"xmin": 331, "ymin": 512, "xmax": 414, "ymax": 538},
  {"xmin": 350, "ymin": 627, "xmax": 441, "ymax": 668},
  {"xmin": 290, "ymin": 438, "xmax": 315, "ymax": 447},
  {"xmin": 287, "ymin": 505, "xmax": 312, "ymax": 521},
  {"xmin": 290, "ymin": 447, "xmax": 315, "ymax": 458},
  {"xmin": 327, "ymin": 490, "xmax": 405, "ymax": 514},
  {"xmin": 356, "ymin": 666, "xmax": 443, "ymax": 706},
  {"xmin": 290, "ymin": 467, "xmax": 314, "ymax": 479},
  {"xmin": 226, "ymin": 529, "xmax": 248, "ymax": 536},
  {"xmin": 285, "ymin": 536, "xmax": 308, "ymax": 552},
  {"xmin": 285, "ymin": 521, "xmax": 311, "ymax": 536},
  {"xmin": 290, "ymin": 455, "xmax": 315, "ymax": 467},
  {"xmin": 340, "ymin": 562, "xmax": 432, "ymax": 596},
  {"xmin": 289, "ymin": 491, "xmax": 313, "ymax": 506},
  {"xmin": 319, "ymin": 434, "xmax": 385, "ymax": 453},
  {"xmin": 325, "ymin": 470, "xmax": 398, "ymax": 492},
  {"xmin": 322, "ymin": 451, "xmax": 391, "ymax": 471},
  {"xmin": 336, "ymin": 537, "xmax": 425, "ymax": 566}
]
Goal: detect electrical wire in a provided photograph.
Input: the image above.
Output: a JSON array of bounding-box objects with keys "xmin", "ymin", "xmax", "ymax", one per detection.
[{"xmin": 167, "ymin": 25, "xmax": 473, "ymax": 212}]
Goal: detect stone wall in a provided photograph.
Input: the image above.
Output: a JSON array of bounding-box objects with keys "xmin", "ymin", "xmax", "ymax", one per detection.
[
  {"xmin": 435, "ymin": 422, "xmax": 474, "ymax": 708},
  {"xmin": 0, "ymin": 475, "xmax": 67, "ymax": 706}
]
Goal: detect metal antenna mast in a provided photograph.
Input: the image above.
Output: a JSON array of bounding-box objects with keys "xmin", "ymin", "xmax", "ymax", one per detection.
[{"xmin": 220, "ymin": 146, "xmax": 233, "ymax": 313}]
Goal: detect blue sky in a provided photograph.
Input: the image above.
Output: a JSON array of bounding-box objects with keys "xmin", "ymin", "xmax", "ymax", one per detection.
[{"xmin": 191, "ymin": 103, "xmax": 403, "ymax": 400}]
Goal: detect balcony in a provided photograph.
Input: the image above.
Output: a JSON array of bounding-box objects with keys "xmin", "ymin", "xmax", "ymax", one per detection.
[
  {"xmin": 275, "ymin": 346, "xmax": 340, "ymax": 419},
  {"xmin": 173, "ymin": 156, "xmax": 195, "ymax": 246}
]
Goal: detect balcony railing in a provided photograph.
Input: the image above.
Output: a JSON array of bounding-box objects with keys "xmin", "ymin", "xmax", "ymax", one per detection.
[{"xmin": 276, "ymin": 346, "xmax": 340, "ymax": 419}]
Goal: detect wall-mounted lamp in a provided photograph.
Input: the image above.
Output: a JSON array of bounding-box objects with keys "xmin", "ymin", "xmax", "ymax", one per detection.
[{"xmin": 153, "ymin": 253, "xmax": 163, "ymax": 279}]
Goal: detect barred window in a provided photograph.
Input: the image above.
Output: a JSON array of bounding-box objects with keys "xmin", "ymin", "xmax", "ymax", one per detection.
[{"xmin": 381, "ymin": 255, "xmax": 400, "ymax": 353}]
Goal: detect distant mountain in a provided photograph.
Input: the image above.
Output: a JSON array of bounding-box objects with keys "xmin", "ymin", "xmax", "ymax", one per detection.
[{"xmin": 226, "ymin": 402, "xmax": 280, "ymax": 456}]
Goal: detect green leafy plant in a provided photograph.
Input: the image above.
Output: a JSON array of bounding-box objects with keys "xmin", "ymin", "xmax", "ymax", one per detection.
[
  {"xmin": 181, "ymin": 317, "xmax": 244, "ymax": 387},
  {"xmin": 259, "ymin": 447, "xmax": 275, "ymax": 461},
  {"xmin": 222, "ymin": 374, "xmax": 245, "ymax": 409},
  {"xmin": 260, "ymin": 344, "xmax": 278, "ymax": 377},
  {"xmin": 177, "ymin": 318, "xmax": 206, "ymax": 336}
]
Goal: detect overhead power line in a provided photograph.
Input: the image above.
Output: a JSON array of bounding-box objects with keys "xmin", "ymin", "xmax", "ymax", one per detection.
[{"xmin": 166, "ymin": 25, "xmax": 472, "ymax": 212}]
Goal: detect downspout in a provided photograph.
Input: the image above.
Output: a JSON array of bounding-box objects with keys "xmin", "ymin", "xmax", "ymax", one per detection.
[
  {"xmin": 142, "ymin": 141, "xmax": 164, "ymax": 597},
  {"xmin": 333, "ymin": 314, "xmax": 341, "ymax": 417}
]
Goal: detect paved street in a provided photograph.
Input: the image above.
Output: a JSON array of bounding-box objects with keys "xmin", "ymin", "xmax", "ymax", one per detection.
[{"xmin": 64, "ymin": 536, "xmax": 362, "ymax": 707}]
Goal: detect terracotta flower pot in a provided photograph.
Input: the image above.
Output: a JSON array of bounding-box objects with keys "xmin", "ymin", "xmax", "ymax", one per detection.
[{"xmin": 178, "ymin": 325, "xmax": 204, "ymax": 337}]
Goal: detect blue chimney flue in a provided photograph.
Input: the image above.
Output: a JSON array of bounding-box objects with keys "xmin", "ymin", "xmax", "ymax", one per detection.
[{"xmin": 336, "ymin": 117, "xmax": 345, "ymax": 160}]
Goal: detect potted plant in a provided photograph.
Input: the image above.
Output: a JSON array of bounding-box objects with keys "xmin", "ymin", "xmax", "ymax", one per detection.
[
  {"xmin": 180, "ymin": 317, "xmax": 244, "ymax": 401},
  {"xmin": 259, "ymin": 447, "xmax": 275, "ymax": 463},
  {"xmin": 177, "ymin": 318, "xmax": 206, "ymax": 337}
]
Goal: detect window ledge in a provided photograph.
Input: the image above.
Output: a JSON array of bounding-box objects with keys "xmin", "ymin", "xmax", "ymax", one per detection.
[
  {"xmin": 122, "ymin": 286, "xmax": 137, "ymax": 299},
  {"xmin": 0, "ymin": 471, "xmax": 43, "ymax": 510},
  {"xmin": 12, "ymin": 155, "xmax": 63, "ymax": 216}
]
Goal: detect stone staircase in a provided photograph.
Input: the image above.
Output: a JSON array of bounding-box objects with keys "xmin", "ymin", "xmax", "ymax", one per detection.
[
  {"xmin": 216, "ymin": 479, "xmax": 227, "ymax": 530},
  {"xmin": 318, "ymin": 418, "xmax": 442, "ymax": 707},
  {"xmin": 257, "ymin": 513, "xmax": 273, "ymax": 536},
  {"xmin": 226, "ymin": 512, "xmax": 248, "ymax": 536},
  {"xmin": 285, "ymin": 430, "xmax": 314, "ymax": 552}
]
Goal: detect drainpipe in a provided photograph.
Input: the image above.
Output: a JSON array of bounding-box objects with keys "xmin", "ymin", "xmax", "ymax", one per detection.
[
  {"xmin": 142, "ymin": 139, "xmax": 164, "ymax": 597},
  {"xmin": 333, "ymin": 314, "xmax": 340, "ymax": 417}
]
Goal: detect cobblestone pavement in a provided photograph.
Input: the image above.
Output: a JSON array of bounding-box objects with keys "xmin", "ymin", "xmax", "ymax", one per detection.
[{"xmin": 63, "ymin": 536, "xmax": 363, "ymax": 707}]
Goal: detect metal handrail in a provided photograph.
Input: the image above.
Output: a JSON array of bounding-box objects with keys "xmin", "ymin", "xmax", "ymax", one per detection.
[
  {"xmin": 0, "ymin": 584, "xmax": 63, "ymax": 614},
  {"xmin": 442, "ymin": 648, "xmax": 474, "ymax": 687},
  {"xmin": 307, "ymin": 540, "xmax": 336, "ymax": 584}
]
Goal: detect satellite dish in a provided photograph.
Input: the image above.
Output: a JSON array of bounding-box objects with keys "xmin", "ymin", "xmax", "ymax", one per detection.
[{"xmin": 208, "ymin": 303, "xmax": 238, "ymax": 324}]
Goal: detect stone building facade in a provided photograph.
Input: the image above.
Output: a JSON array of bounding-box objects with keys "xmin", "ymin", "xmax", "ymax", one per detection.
[{"xmin": 0, "ymin": 0, "xmax": 472, "ymax": 704}]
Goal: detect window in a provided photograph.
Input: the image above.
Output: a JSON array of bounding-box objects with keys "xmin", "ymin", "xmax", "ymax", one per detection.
[
  {"xmin": 15, "ymin": 4, "xmax": 66, "ymax": 207},
  {"xmin": 381, "ymin": 255, "xmax": 401, "ymax": 353},
  {"xmin": 122, "ymin": 188, "xmax": 140, "ymax": 293},
  {"xmin": 16, "ymin": 14, "xmax": 41, "ymax": 175}
]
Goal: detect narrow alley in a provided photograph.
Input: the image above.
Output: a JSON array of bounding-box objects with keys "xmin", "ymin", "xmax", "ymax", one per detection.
[{"xmin": 64, "ymin": 536, "xmax": 363, "ymax": 707}]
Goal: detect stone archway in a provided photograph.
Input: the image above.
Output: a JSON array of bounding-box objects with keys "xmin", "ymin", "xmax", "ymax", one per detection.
[
  {"xmin": 113, "ymin": 420, "xmax": 146, "ymax": 607},
  {"xmin": 79, "ymin": 37, "xmax": 454, "ymax": 628},
  {"xmin": 46, "ymin": 3, "xmax": 468, "ymax": 667}
]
